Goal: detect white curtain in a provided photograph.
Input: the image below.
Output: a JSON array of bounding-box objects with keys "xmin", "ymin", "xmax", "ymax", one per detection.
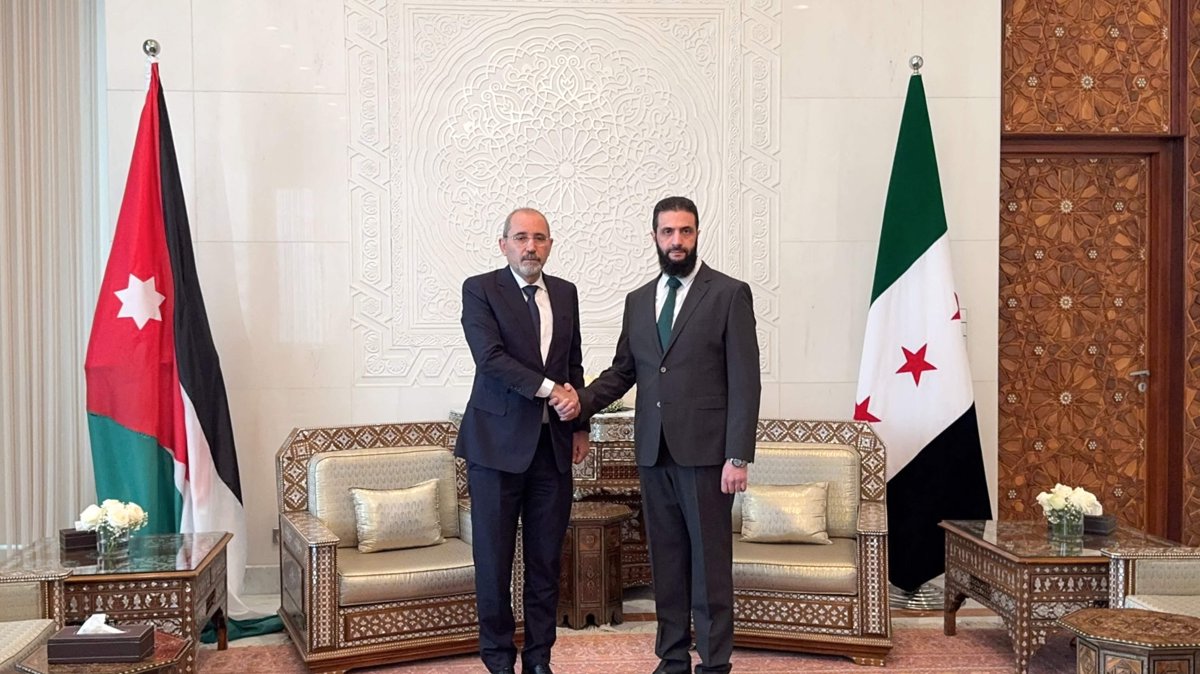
[{"xmin": 0, "ymin": 0, "xmax": 103, "ymax": 546}]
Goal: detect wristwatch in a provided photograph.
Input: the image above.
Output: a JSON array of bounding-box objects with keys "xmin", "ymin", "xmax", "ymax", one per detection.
[{"xmin": 727, "ymin": 458, "xmax": 749, "ymax": 468}]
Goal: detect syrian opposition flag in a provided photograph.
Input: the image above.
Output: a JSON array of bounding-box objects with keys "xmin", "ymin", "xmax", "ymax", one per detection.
[
  {"xmin": 85, "ymin": 62, "xmax": 251, "ymax": 617},
  {"xmin": 853, "ymin": 72, "xmax": 992, "ymax": 592}
]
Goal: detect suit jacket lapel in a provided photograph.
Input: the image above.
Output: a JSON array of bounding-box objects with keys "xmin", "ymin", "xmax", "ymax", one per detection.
[
  {"xmin": 545, "ymin": 275, "xmax": 569, "ymax": 364},
  {"xmin": 495, "ymin": 268, "xmax": 542, "ymax": 360},
  {"xmin": 663, "ymin": 263, "xmax": 713, "ymax": 356}
]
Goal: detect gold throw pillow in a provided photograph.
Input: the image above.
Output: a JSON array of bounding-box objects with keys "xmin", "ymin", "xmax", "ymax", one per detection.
[
  {"xmin": 350, "ymin": 479, "xmax": 444, "ymax": 553},
  {"xmin": 740, "ymin": 482, "xmax": 832, "ymax": 544}
]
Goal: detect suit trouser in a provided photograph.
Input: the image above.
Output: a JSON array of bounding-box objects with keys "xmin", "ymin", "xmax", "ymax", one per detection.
[
  {"xmin": 641, "ymin": 440, "xmax": 735, "ymax": 674},
  {"xmin": 467, "ymin": 425, "xmax": 573, "ymax": 671}
]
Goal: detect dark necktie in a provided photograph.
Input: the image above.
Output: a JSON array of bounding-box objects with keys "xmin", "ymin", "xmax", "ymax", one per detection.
[
  {"xmin": 522, "ymin": 285, "xmax": 541, "ymax": 349},
  {"xmin": 657, "ymin": 276, "xmax": 682, "ymax": 349}
]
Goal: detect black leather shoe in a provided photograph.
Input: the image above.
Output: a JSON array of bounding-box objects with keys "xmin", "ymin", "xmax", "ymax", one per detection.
[
  {"xmin": 529, "ymin": 665, "xmax": 555, "ymax": 674},
  {"xmin": 488, "ymin": 667, "xmax": 515, "ymax": 674}
]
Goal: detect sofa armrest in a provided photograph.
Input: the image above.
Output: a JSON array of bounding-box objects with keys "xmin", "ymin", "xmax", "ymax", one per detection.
[
  {"xmin": 279, "ymin": 511, "xmax": 340, "ymax": 652},
  {"xmin": 0, "ymin": 563, "xmax": 69, "ymax": 623},
  {"xmin": 857, "ymin": 501, "xmax": 887, "ymax": 536},
  {"xmin": 1103, "ymin": 546, "xmax": 1200, "ymax": 606}
]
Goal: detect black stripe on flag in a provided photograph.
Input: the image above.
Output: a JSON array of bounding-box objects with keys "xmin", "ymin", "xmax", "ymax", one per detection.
[
  {"xmin": 887, "ymin": 404, "xmax": 991, "ymax": 591},
  {"xmin": 156, "ymin": 86, "xmax": 243, "ymax": 504}
]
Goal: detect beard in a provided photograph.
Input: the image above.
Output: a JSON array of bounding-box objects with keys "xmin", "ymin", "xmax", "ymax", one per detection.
[
  {"xmin": 657, "ymin": 243, "xmax": 697, "ymax": 278},
  {"xmin": 516, "ymin": 256, "xmax": 543, "ymax": 278}
]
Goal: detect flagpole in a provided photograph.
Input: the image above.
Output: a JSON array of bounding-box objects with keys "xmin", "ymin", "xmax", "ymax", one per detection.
[{"xmin": 142, "ymin": 39, "xmax": 159, "ymax": 89}]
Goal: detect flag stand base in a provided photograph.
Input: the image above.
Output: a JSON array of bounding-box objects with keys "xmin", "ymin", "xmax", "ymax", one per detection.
[{"xmin": 889, "ymin": 581, "xmax": 943, "ymax": 611}]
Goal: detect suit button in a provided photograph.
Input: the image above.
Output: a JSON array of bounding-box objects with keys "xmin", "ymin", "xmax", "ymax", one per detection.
[
  {"xmin": 656, "ymin": 401, "xmax": 661, "ymax": 408},
  {"xmin": 660, "ymin": 366, "xmax": 667, "ymax": 373}
]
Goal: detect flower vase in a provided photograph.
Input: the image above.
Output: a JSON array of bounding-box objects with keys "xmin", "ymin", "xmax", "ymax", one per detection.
[
  {"xmin": 1048, "ymin": 511, "xmax": 1084, "ymax": 541},
  {"xmin": 96, "ymin": 527, "xmax": 130, "ymax": 558}
]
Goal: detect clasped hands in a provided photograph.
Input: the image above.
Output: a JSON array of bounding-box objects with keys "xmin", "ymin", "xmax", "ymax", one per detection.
[{"xmin": 548, "ymin": 382, "xmax": 580, "ymax": 421}]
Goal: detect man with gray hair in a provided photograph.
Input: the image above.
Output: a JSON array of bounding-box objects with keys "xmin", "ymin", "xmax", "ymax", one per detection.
[{"xmin": 455, "ymin": 207, "xmax": 589, "ymax": 674}]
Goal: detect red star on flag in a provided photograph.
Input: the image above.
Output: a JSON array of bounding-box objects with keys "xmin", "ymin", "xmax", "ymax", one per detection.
[
  {"xmin": 853, "ymin": 396, "xmax": 881, "ymax": 423},
  {"xmin": 951, "ymin": 292, "xmax": 961, "ymax": 321},
  {"xmin": 896, "ymin": 344, "xmax": 937, "ymax": 386}
]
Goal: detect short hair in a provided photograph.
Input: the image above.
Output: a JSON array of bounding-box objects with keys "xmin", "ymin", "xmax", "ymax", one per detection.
[
  {"xmin": 502, "ymin": 207, "xmax": 549, "ymax": 238},
  {"xmin": 651, "ymin": 196, "xmax": 699, "ymax": 232}
]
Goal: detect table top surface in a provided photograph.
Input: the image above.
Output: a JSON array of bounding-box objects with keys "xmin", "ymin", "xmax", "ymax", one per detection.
[
  {"xmin": 569, "ymin": 501, "xmax": 635, "ymax": 522},
  {"xmin": 1059, "ymin": 608, "xmax": 1200, "ymax": 648},
  {"xmin": 1, "ymin": 532, "xmax": 231, "ymax": 579},
  {"xmin": 17, "ymin": 630, "xmax": 189, "ymax": 674},
  {"xmin": 940, "ymin": 519, "xmax": 1175, "ymax": 562}
]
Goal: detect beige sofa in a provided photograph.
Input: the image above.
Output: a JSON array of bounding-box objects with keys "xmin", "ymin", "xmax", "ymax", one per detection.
[
  {"xmin": 0, "ymin": 565, "xmax": 68, "ymax": 674},
  {"xmin": 1104, "ymin": 546, "xmax": 1200, "ymax": 617},
  {"xmin": 731, "ymin": 419, "xmax": 892, "ymax": 666},
  {"xmin": 276, "ymin": 422, "xmax": 520, "ymax": 674}
]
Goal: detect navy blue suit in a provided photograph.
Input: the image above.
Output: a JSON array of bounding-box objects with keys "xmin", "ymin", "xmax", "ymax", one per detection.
[{"xmin": 455, "ymin": 267, "xmax": 584, "ymax": 672}]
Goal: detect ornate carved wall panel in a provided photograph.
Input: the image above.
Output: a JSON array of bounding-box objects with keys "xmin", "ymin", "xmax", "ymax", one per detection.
[
  {"xmin": 347, "ymin": 0, "xmax": 780, "ymax": 384},
  {"xmin": 998, "ymin": 157, "xmax": 1149, "ymax": 527},
  {"xmin": 1002, "ymin": 0, "xmax": 1172, "ymax": 134},
  {"xmin": 1185, "ymin": 0, "xmax": 1200, "ymax": 546}
]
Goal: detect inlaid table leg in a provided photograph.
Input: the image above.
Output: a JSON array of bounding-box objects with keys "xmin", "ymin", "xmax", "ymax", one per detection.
[
  {"xmin": 943, "ymin": 585, "xmax": 966, "ymax": 636},
  {"xmin": 213, "ymin": 607, "xmax": 228, "ymax": 650}
]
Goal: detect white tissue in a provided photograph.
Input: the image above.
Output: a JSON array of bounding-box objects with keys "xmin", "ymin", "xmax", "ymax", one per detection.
[{"xmin": 77, "ymin": 613, "xmax": 123, "ymax": 635}]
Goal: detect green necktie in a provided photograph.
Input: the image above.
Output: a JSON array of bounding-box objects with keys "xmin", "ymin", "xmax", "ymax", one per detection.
[{"xmin": 658, "ymin": 276, "xmax": 682, "ymax": 349}]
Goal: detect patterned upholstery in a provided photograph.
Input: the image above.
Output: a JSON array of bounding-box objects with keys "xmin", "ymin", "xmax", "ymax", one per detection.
[
  {"xmin": 1105, "ymin": 546, "xmax": 1200, "ymax": 620},
  {"xmin": 731, "ymin": 422, "xmax": 891, "ymax": 667},
  {"xmin": 278, "ymin": 423, "xmax": 496, "ymax": 674},
  {"xmin": 0, "ymin": 619, "xmax": 55, "ymax": 672},
  {"xmin": 337, "ymin": 540, "xmax": 475, "ymax": 606},
  {"xmin": 309, "ymin": 446, "xmax": 459, "ymax": 547},
  {"xmin": 0, "ymin": 571, "xmax": 68, "ymax": 674}
]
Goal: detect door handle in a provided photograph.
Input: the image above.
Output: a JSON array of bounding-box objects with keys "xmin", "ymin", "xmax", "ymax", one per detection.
[{"xmin": 1128, "ymin": 370, "xmax": 1149, "ymax": 393}]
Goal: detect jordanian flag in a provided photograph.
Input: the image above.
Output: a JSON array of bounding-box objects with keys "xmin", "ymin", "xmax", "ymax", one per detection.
[
  {"xmin": 85, "ymin": 63, "xmax": 250, "ymax": 615},
  {"xmin": 853, "ymin": 72, "xmax": 991, "ymax": 591}
]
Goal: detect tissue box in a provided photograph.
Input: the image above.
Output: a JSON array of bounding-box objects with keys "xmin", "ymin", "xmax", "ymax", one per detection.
[
  {"xmin": 47, "ymin": 624, "xmax": 155, "ymax": 663},
  {"xmin": 58, "ymin": 528, "xmax": 97, "ymax": 551},
  {"xmin": 1084, "ymin": 514, "xmax": 1118, "ymax": 535}
]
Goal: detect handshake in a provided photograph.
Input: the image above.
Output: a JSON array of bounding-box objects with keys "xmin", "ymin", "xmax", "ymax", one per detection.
[{"xmin": 549, "ymin": 382, "xmax": 582, "ymax": 421}]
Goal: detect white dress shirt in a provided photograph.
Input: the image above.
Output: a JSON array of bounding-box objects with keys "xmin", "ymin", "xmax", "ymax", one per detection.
[
  {"xmin": 511, "ymin": 268, "xmax": 555, "ymax": 402},
  {"xmin": 655, "ymin": 258, "xmax": 703, "ymax": 328}
]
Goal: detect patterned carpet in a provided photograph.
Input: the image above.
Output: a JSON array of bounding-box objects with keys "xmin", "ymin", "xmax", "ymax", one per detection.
[{"xmin": 197, "ymin": 626, "xmax": 1076, "ymax": 673}]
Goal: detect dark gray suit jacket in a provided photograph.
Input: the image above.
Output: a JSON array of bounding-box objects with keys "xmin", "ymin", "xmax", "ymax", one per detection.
[{"xmin": 581, "ymin": 262, "xmax": 761, "ymax": 467}]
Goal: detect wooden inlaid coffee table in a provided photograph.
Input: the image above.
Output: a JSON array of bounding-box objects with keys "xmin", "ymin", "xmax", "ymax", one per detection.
[
  {"xmin": 941, "ymin": 520, "xmax": 1176, "ymax": 674},
  {"xmin": 1059, "ymin": 608, "xmax": 1200, "ymax": 674},
  {"xmin": 558, "ymin": 501, "xmax": 634, "ymax": 629},
  {"xmin": 0, "ymin": 533, "xmax": 230, "ymax": 674}
]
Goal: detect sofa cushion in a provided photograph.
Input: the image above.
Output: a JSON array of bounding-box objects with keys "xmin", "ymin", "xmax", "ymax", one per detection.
[
  {"xmin": 351, "ymin": 480, "xmax": 444, "ymax": 553},
  {"xmin": 1125, "ymin": 595, "xmax": 1200, "ymax": 618},
  {"xmin": 734, "ymin": 443, "xmax": 859, "ymax": 538},
  {"xmin": 1133, "ymin": 558, "xmax": 1200, "ymax": 596},
  {"xmin": 732, "ymin": 536, "xmax": 857, "ymax": 595},
  {"xmin": 309, "ymin": 446, "xmax": 459, "ymax": 548},
  {"xmin": 338, "ymin": 538, "xmax": 475, "ymax": 606},
  {"xmin": 740, "ymin": 483, "xmax": 831, "ymax": 544},
  {"xmin": 0, "ymin": 618, "xmax": 55, "ymax": 671}
]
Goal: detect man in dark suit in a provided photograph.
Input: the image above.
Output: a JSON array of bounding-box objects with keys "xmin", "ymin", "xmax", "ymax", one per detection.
[
  {"xmin": 455, "ymin": 207, "xmax": 588, "ymax": 674},
  {"xmin": 569, "ymin": 196, "xmax": 760, "ymax": 674}
]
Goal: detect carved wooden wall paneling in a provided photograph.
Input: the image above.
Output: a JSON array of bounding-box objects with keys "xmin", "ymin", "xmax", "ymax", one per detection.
[
  {"xmin": 1002, "ymin": 0, "xmax": 1172, "ymax": 134},
  {"xmin": 998, "ymin": 157, "xmax": 1149, "ymax": 527},
  {"xmin": 1185, "ymin": 0, "xmax": 1200, "ymax": 545}
]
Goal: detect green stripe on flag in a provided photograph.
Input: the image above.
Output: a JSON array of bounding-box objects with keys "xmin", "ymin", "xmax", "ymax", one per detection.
[
  {"xmin": 87, "ymin": 413, "xmax": 183, "ymax": 535},
  {"xmin": 870, "ymin": 74, "xmax": 949, "ymax": 304}
]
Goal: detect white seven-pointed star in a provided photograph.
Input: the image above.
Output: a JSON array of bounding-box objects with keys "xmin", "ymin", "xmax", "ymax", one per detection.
[{"xmin": 114, "ymin": 274, "xmax": 167, "ymax": 329}]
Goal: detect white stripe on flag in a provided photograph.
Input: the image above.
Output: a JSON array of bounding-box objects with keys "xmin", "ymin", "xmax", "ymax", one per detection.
[
  {"xmin": 855, "ymin": 235, "xmax": 974, "ymax": 479},
  {"xmin": 179, "ymin": 385, "xmax": 256, "ymax": 619}
]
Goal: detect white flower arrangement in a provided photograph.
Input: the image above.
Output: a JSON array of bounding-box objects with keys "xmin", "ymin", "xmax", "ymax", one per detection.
[
  {"xmin": 1035, "ymin": 483, "xmax": 1102, "ymax": 523},
  {"xmin": 77, "ymin": 499, "xmax": 149, "ymax": 536}
]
